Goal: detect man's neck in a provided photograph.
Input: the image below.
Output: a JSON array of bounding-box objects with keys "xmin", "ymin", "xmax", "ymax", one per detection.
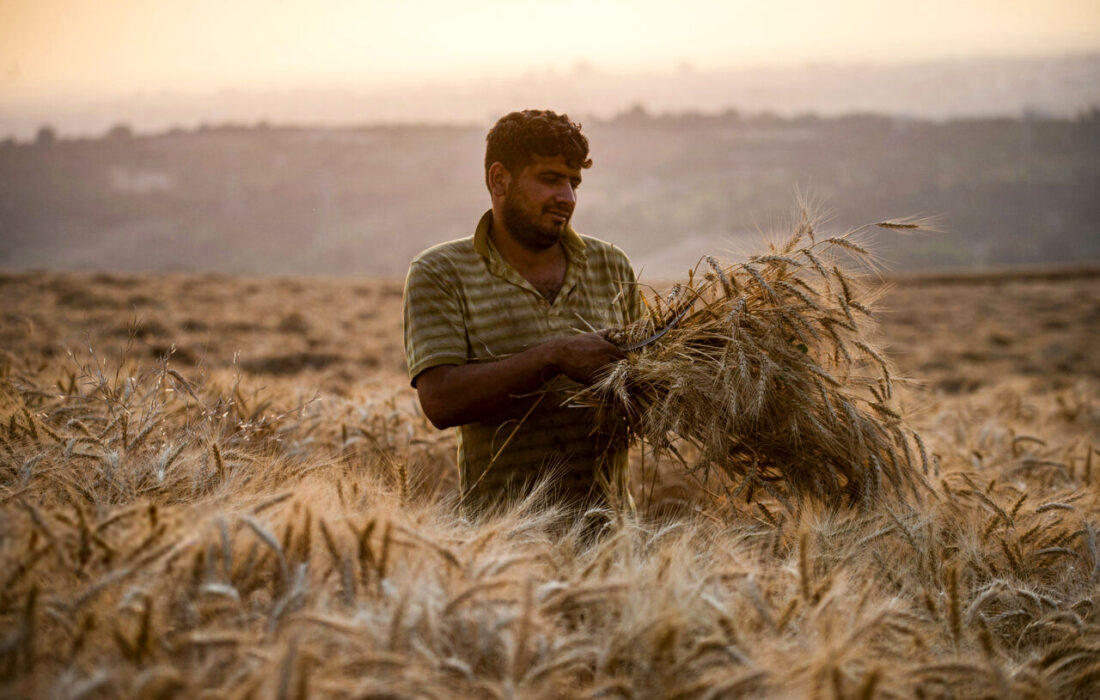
[{"xmin": 489, "ymin": 215, "xmax": 568, "ymax": 302}]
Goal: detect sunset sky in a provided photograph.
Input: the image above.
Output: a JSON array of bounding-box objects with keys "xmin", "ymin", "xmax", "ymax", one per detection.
[{"xmin": 3, "ymin": 0, "xmax": 1099, "ymax": 99}]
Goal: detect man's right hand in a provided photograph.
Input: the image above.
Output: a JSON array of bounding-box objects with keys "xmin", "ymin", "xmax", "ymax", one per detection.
[
  {"xmin": 546, "ymin": 331, "xmax": 626, "ymax": 386},
  {"xmin": 414, "ymin": 331, "xmax": 625, "ymax": 430}
]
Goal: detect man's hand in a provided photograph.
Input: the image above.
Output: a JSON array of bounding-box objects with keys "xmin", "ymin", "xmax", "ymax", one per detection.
[
  {"xmin": 414, "ymin": 331, "xmax": 625, "ymax": 430},
  {"xmin": 546, "ymin": 331, "xmax": 625, "ymax": 385}
]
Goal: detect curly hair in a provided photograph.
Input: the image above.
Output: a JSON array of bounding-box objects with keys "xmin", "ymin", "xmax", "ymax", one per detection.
[{"xmin": 484, "ymin": 110, "xmax": 592, "ymax": 188}]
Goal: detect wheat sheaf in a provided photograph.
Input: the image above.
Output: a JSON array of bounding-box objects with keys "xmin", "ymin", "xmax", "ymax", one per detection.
[{"xmin": 582, "ymin": 212, "xmax": 935, "ymax": 507}]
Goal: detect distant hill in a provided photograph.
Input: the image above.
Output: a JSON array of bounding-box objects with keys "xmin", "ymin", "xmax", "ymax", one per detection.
[{"xmin": 2, "ymin": 111, "xmax": 1098, "ymax": 278}]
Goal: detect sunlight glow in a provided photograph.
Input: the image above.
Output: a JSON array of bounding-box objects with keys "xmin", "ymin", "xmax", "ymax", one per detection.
[{"xmin": 2, "ymin": 0, "xmax": 1098, "ymax": 98}]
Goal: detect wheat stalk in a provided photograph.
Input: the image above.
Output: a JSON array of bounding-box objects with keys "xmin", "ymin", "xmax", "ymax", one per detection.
[{"xmin": 580, "ymin": 214, "xmax": 933, "ymax": 506}]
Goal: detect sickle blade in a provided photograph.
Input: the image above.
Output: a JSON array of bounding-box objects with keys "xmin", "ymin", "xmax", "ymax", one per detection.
[{"xmin": 620, "ymin": 305, "xmax": 692, "ymax": 352}]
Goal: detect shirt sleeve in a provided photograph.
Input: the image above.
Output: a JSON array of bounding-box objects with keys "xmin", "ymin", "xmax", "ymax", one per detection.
[{"xmin": 403, "ymin": 258, "xmax": 468, "ymax": 387}]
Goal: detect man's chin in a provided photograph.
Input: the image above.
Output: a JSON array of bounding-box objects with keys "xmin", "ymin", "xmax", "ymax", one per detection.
[
  {"xmin": 502, "ymin": 203, "xmax": 567, "ymax": 251},
  {"xmin": 519, "ymin": 232, "xmax": 560, "ymax": 252},
  {"xmin": 541, "ymin": 217, "xmax": 571, "ymax": 239},
  {"xmin": 510, "ymin": 223, "xmax": 563, "ymax": 251}
]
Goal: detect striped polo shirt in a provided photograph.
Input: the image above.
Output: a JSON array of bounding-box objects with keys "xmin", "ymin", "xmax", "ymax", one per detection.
[{"xmin": 403, "ymin": 210, "xmax": 642, "ymax": 509}]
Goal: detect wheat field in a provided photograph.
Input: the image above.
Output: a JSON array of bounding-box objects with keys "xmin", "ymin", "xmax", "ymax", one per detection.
[{"xmin": 1, "ymin": 265, "xmax": 1098, "ymax": 698}]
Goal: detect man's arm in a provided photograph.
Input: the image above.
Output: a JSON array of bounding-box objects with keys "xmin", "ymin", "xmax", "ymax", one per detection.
[{"xmin": 415, "ymin": 332, "xmax": 623, "ymax": 430}]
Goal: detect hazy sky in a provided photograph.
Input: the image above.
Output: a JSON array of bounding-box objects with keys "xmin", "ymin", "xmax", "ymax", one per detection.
[{"xmin": 3, "ymin": 0, "xmax": 1099, "ymax": 98}]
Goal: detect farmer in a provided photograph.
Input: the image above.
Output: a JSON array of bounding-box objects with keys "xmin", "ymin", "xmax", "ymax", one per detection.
[{"xmin": 403, "ymin": 109, "xmax": 641, "ymax": 514}]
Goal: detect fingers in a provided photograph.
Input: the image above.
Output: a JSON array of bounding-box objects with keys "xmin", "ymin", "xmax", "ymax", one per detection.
[
  {"xmin": 556, "ymin": 332, "xmax": 625, "ymax": 385},
  {"xmin": 600, "ymin": 333, "xmax": 627, "ymax": 362}
]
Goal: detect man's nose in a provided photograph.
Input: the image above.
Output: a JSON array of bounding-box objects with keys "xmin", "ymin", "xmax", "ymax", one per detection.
[{"xmin": 554, "ymin": 183, "xmax": 576, "ymax": 206}]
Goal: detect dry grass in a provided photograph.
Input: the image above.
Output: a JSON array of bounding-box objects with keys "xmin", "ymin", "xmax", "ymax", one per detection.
[{"xmin": 0, "ymin": 259, "xmax": 1098, "ymax": 698}]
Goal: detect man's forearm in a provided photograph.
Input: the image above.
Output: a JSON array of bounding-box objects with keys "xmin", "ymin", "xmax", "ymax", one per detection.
[{"xmin": 415, "ymin": 343, "xmax": 561, "ymax": 429}]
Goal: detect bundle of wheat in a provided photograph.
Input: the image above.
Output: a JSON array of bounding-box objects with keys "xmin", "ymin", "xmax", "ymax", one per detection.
[{"xmin": 582, "ymin": 213, "xmax": 933, "ymax": 507}]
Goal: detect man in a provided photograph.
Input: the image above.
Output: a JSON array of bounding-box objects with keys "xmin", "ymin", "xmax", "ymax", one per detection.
[{"xmin": 403, "ymin": 110, "xmax": 641, "ymax": 514}]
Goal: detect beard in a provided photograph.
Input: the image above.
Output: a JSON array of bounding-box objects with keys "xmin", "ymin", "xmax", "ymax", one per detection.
[{"xmin": 501, "ymin": 189, "xmax": 568, "ymax": 252}]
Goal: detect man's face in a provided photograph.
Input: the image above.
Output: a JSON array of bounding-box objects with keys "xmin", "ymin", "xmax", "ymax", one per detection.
[{"xmin": 500, "ymin": 155, "xmax": 582, "ymax": 252}]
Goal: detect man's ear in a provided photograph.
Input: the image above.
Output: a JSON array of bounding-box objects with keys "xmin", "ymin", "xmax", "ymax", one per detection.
[{"xmin": 487, "ymin": 162, "xmax": 511, "ymax": 198}]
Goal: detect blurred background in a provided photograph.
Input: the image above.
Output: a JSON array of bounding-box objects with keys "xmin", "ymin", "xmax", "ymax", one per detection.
[{"xmin": 2, "ymin": 0, "xmax": 1099, "ymax": 278}]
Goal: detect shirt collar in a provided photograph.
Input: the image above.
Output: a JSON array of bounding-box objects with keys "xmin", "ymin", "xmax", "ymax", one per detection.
[{"xmin": 473, "ymin": 209, "xmax": 588, "ymax": 264}]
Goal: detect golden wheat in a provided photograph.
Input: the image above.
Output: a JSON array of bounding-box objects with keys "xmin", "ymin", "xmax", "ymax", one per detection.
[
  {"xmin": 585, "ymin": 214, "xmax": 932, "ymax": 508},
  {"xmin": 0, "ymin": 265, "xmax": 1097, "ymax": 698}
]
